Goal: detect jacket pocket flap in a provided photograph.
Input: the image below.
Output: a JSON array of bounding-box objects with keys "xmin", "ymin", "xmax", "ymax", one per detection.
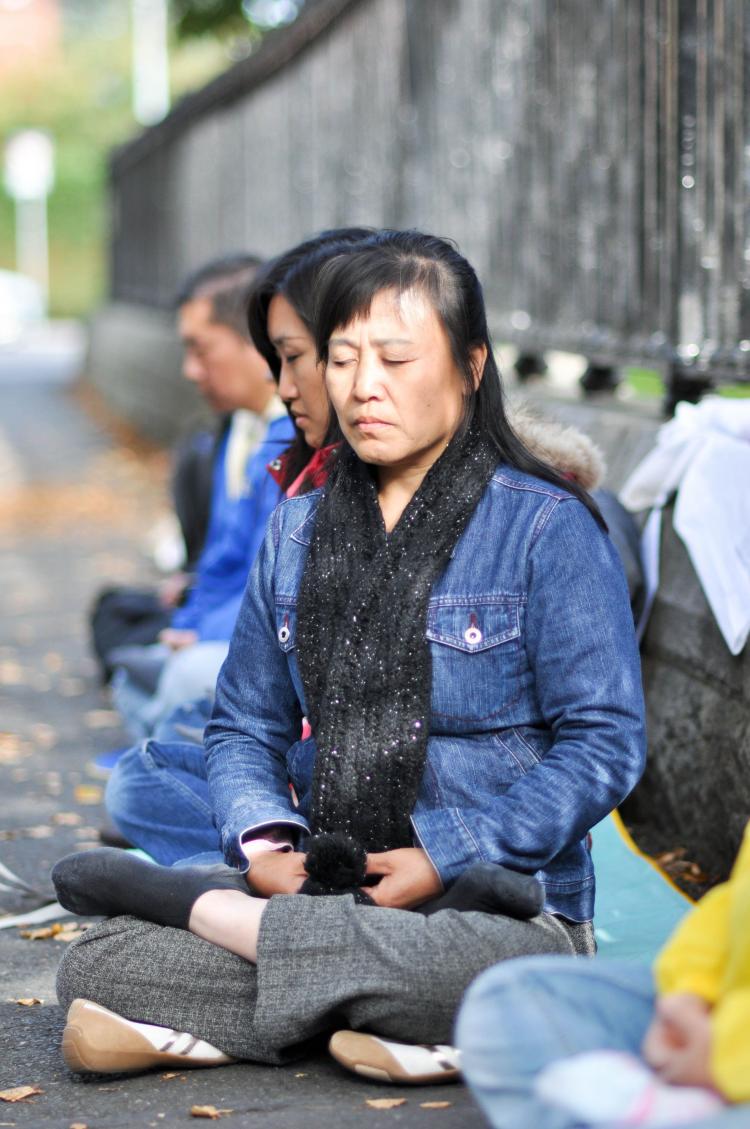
[{"xmin": 426, "ymin": 600, "xmax": 521, "ymax": 653}]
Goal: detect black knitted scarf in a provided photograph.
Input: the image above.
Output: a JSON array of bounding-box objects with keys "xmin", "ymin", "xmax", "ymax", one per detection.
[{"xmin": 295, "ymin": 423, "xmax": 498, "ymax": 855}]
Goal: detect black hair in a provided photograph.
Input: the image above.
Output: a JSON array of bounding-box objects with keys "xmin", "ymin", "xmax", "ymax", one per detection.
[
  {"xmin": 313, "ymin": 229, "xmax": 605, "ymax": 526},
  {"xmin": 246, "ymin": 228, "xmax": 373, "ymax": 489},
  {"xmin": 176, "ymin": 254, "xmax": 264, "ymax": 339}
]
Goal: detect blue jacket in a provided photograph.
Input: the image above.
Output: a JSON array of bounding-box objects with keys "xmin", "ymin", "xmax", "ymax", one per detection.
[
  {"xmin": 171, "ymin": 414, "xmax": 294, "ymax": 641},
  {"xmin": 205, "ymin": 464, "xmax": 647, "ymax": 921}
]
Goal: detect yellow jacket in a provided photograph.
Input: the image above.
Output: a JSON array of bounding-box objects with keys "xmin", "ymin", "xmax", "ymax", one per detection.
[{"xmin": 655, "ymin": 822, "xmax": 750, "ymax": 1102}]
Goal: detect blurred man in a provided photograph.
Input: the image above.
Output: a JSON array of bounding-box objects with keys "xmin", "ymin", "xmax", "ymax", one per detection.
[{"xmin": 103, "ymin": 255, "xmax": 293, "ymax": 739}]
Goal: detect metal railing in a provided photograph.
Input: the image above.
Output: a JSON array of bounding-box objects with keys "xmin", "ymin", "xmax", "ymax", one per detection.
[{"xmin": 110, "ymin": 0, "xmax": 750, "ymax": 401}]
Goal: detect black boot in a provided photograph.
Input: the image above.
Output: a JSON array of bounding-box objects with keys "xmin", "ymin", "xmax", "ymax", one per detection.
[
  {"xmin": 415, "ymin": 862, "xmax": 544, "ymax": 919},
  {"xmin": 52, "ymin": 848, "xmax": 251, "ymax": 930}
]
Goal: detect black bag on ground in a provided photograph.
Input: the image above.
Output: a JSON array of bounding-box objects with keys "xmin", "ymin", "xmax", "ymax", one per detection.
[{"xmin": 89, "ymin": 587, "xmax": 171, "ymax": 683}]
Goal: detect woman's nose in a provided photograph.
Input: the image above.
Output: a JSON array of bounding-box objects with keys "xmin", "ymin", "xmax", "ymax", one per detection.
[
  {"xmin": 278, "ymin": 364, "xmax": 298, "ymax": 401},
  {"xmin": 352, "ymin": 354, "xmax": 383, "ymax": 400}
]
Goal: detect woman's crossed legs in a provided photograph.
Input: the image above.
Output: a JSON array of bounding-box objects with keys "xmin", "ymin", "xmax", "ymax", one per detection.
[{"xmin": 56, "ymin": 893, "xmax": 588, "ymax": 1071}]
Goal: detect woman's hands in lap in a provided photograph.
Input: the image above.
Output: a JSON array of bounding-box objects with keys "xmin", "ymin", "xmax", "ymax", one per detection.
[
  {"xmin": 245, "ymin": 845, "xmax": 442, "ymax": 908},
  {"xmin": 364, "ymin": 847, "xmax": 443, "ymax": 909}
]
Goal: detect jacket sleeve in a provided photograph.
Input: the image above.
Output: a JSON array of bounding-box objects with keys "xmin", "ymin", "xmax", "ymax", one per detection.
[
  {"xmin": 171, "ymin": 429, "xmax": 288, "ymax": 638},
  {"xmin": 203, "ymin": 505, "xmax": 308, "ymax": 867},
  {"xmin": 412, "ymin": 495, "xmax": 647, "ymax": 885}
]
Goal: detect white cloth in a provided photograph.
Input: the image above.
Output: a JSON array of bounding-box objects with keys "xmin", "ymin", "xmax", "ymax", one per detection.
[
  {"xmin": 223, "ymin": 395, "xmax": 287, "ymax": 500},
  {"xmin": 536, "ymin": 1050, "xmax": 724, "ymax": 1126},
  {"xmin": 620, "ymin": 398, "xmax": 750, "ymax": 655}
]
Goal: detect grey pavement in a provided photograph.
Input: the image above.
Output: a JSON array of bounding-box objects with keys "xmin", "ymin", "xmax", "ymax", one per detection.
[{"xmin": 0, "ymin": 335, "xmax": 486, "ymax": 1128}]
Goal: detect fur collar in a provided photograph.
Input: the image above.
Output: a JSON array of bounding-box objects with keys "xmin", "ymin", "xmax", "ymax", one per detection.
[{"xmin": 507, "ymin": 402, "xmax": 605, "ymax": 490}]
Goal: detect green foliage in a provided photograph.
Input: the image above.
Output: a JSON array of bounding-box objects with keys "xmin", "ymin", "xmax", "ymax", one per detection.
[
  {"xmin": 174, "ymin": 0, "xmax": 254, "ymax": 40},
  {"xmin": 0, "ymin": 24, "xmax": 228, "ymax": 317}
]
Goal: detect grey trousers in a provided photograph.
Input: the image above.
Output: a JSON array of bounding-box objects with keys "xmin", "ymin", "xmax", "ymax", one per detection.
[{"xmin": 56, "ymin": 896, "xmax": 594, "ymax": 1065}]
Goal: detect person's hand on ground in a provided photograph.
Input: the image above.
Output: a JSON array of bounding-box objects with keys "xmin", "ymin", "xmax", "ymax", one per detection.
[
  {"xmin": 245, "ymin": 850, "xmax": 308, "ymax": 897},
  {"xmin": 642, "ymin": 992, "xmax": 715, "ymax": 1089},
  {"xmin": 365, "ymin": 847, "xmax": 443, "ymax": 909},
  {"xmin": 158, "ymin": 627, "xmax": 199, "ymax": 651}
]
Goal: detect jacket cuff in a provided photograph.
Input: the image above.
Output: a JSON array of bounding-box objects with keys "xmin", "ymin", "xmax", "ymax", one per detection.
[
  {"xmin": 222, "ymin": 809, "xmax": 308, "ymax": 869},
  {"xmin": 411, "ymin": 808, "xmax": 484, "ymax": 887}
]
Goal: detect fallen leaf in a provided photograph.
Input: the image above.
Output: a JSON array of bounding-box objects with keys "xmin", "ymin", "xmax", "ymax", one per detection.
[
  {"xmin": 420, "ymin": 1102, "xmax": 453, "ymax": 1109},
  {"xmin": 14, "ymin": 998, "xmax": 42, "ymax": 1006},
  {"xmin": 655, "ymin": 848, "xmax": 687, "ymax": 865},
  {"xmin": 53, "ymin": 928, "xmax": 86, "ymax": 942},
  {"xmin": 160, "ymin": 1073, "xmax": 186, "ymax": 1081},
  {"xmin": 0, "ymin": 661, "xmax": 25, "ymax": 685},
  {"xmin": 60, "ymin": 677, "xmax": 86, "ymax": 696},
  {"xmin": 294, "ymin": 1072, "xmax": 307, "ymax": 1077},
  {"xmin": 0, "ymin": 1085, "xmax": 43, "ymax": 1102},
  {"xmin": 21, "ymin": 923, "xmax": 63, "ymax": 940},
  {"xmin": 83, "ymin": 710, "xmax": 120, "ymax": 730},
  {"xmin": 190, "ymin": 1107, "xmax": 234, "ymax": 1120},
  {"xmin": 25, "ymin": 824, "xmax": 54, "ymax": 839},
  {"xmin": 74, "ymin": 784, "xmax": 103, "ymax": 805},
  {"xmin": 30, "ymin": 723, "xmax": 57, "ymax": 749},
  {"xmin": 53, "ymin": 812, "xmax": 83, "ymax": 826},
  {"xmin": 365, "ymin": 1098, "xmax": 407, "ymax": 1109},
  {"xmin": 0, "ymin": 732, "xmax": 29, "ymax": 764},
  {"xmin": 70, "ymin": 1122, "xmax": 88, "ymax": 1128}
]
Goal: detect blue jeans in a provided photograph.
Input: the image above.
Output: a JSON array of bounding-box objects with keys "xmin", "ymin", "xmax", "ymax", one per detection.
[
  {"xmin": 455, "ymin": 957, "xmax": 744, "ymax": 1129},
  {"xmin": 111, "ymin": 642, "xmax": 229, "ymax": 741},
  {"xmin": 105, "ymin": 731, "xmax": 222, "ymax": 867}
]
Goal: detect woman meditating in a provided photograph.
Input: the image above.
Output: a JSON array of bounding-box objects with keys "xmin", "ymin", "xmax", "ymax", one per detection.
[{"xmin": 53, "ymin": 230, "xmax": 646, "ymax": 1080}]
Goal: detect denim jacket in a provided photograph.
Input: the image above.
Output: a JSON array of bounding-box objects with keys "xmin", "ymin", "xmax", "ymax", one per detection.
[{"xmin": 205, "ymin": 464, "xmax": 646, "ymax": 921}]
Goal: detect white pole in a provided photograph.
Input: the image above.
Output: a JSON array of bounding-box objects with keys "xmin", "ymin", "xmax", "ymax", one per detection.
[
  {"xmin": 131, "ymin": 0, "xmax": 170, "ymax": 126},
  {"xmin": 15, "ymin": 195, "xmax": 49, "ymax": 308}
]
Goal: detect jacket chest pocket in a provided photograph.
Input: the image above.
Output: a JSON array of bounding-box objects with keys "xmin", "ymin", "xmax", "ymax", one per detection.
[{"xmin": 426, "ymin": 599, "xmax": 524, "ymax": 725}]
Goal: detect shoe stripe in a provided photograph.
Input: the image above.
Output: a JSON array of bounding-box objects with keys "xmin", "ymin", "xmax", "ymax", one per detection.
[
  {"xmin": 421, "ymin": 1045, "xmax": 460, "ymax": 1072},
  {"xmin": 159, "ymin": 1032, "xmax": 200, "ymax": 1056}
]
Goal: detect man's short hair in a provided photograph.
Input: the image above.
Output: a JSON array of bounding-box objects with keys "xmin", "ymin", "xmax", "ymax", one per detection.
[{"xmin": 176, "ymin": 254, "xmax": 264, "ymax": 339}]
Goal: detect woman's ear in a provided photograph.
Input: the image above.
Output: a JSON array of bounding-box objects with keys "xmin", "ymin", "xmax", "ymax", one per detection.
[{"xmin": 469, "ymin": 344, "xmax": 488, "ymax": 390}]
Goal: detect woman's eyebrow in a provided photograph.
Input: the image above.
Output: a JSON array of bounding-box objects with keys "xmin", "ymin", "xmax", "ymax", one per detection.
[
  {"xmin": 329, "ymin": 336, "xmax": 414, "ymax": 347},
  {"xmin": 271, "ymin": 332, "xmax": 307, "ymax": 346}
]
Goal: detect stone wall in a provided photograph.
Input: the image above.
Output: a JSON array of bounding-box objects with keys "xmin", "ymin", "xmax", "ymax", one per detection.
[
  {"xmin": 83, "ymin": 302, "xmax": 211, "ymax": 445},
  {"xmin": 521, "ymin": 391, "xmax": 750, "ymax": 878}
]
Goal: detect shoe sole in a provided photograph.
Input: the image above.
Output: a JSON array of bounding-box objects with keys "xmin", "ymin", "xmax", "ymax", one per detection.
[
  {"xmin": 328, "ymin": 1031, "xmax": 460, "ymax": 1085},
  {"xmin": 62, "ymin": 999, "xmax": 221, "ymax": 1075}
]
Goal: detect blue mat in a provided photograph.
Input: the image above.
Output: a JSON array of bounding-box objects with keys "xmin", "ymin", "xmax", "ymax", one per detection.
[{"xmin": 591, "ymin": 812, "xmax": 692, "ymax": 962}]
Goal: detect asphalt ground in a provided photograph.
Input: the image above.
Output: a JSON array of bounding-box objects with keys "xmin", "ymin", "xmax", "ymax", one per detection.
[{"xmin": 0, "ymin": 342, "xmax": 485, "ymax": 1129}]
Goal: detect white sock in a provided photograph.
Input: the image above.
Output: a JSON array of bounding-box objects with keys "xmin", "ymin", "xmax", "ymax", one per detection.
[{"xmin": 535, "ymin": 1050, "xmax": 724, "ymax": 1127}]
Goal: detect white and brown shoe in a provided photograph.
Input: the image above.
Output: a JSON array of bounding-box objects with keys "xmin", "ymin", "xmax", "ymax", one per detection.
[
  {"xmin": 329, "ymin": 1031, "xmax": 461, "ymax": 1084},
  {"xmin": 62, "ymin": 998, "xmax": 235, "ymax": 1075}
]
